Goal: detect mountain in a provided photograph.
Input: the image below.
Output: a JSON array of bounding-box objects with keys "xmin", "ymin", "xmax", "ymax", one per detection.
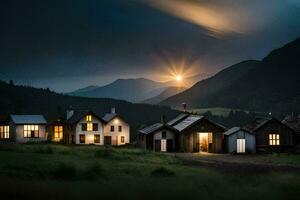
[
  {"xmin": 160, "ymin": 37, "xmax": 300, "ymax": 116},
  {"xmin": 0, "ymin": 80, "xmax": 179, "ymax": 139},
  {"xmin": 142, "ymin": 87, "xmax": 186, "ymax": 104},
  {"xmin": 68, "ymin": 78, "xmax": 167, "ymax": 102}
]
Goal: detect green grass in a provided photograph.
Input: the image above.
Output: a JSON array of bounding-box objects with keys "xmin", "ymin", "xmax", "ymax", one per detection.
[
  {"xmin": 189, "ymin": 107, "xmax": 243, "ymax": 117},
  {"xmin": 0, "ymin": 144, "xmax": 299, "ymax": 200}
]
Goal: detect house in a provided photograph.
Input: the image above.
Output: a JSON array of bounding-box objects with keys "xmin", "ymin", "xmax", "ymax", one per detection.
[
  {"xmin": 138, "ymin": 113, "xmax": 226, "ymax": 153},
  {"xmin": 244, "ymin": 117, "xmax": 296, "ymax": 151},
  {"xmin": 0, "ymin": 115, "xmax": 47, "ymax": 143},
  {"xmin": 47, "ymin": 119, "xmax": 65, "ymax": 143},
  {"xmin": 224, "ymin": 127, "xmax": 256, "ymax": 154},
  {"xmin": 64, "ymin": 108, "xmax": 130, "ymax": 146},
  {"xmin": 282, "ymin": 114, "xmax": 300, "ymax": 144},
  {"xmin": 102, "ymin": 108, "xmax": 130, "ymax": 145}
]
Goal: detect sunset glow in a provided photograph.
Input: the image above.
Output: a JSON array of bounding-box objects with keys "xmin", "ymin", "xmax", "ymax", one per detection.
[{"xmin": 175, "ymin": 75, "xmax": 182, "ymax": 82}]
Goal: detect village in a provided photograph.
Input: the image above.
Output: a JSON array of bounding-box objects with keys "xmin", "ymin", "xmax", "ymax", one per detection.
[{"xmin": 1, "ymin": 106, "xmax": 299, "ymax": 155}]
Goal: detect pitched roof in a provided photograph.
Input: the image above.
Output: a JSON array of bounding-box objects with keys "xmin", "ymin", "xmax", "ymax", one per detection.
[
  {"xmin": 102, "ymin": 113, "xmax": 117, "ymax": 122},
  {"xmin": 282, "ymin": 114, "xmax": 300, "ymax": 134},
  {"xmin": 66, "ymin": 111, "xmax": 104, "ymax": 124},
  {"xmin": 173, "ymin": 115, "xmax": 204, "ymax": 132},
  {"xmin": 167, "ymin": 113, "xmax": 189, "ymax": 126},
  {"xmin": 10, "ymin": 115, "xmax": 47, "ymax": 124},
  {"xmin": 139, "ymin": 123, "xmax": 179, "ymax": 135},
  {"xmin": 223, "ymin": 127, "xmax": 241, "ymax": 136},
  {"xmin": 243, "ymin": 117, "xmax": 272, "ymax": 133}
]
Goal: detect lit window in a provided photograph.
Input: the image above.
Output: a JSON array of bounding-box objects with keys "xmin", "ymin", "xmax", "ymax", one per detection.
[
  {"xmin": 94, "ymin": 134, "xmax": 100, "ymax": 143},
  {"xmin": 87, "ymin": 123, "xmax": 93, "ymax": 131},
  {"xmin": 86, "ymin": 115, "xmax": 92, "ymax": 122},
  {"xmin": 237, "ymin": 139, "xmax": 245, "ymax": 153},
  {"xmin": 54, "ymin": 126, "xmax": 63, "ymax": 140},
  {"xmin": 269, "ymin": 134, "xmax": 280, "ymax": 145},
  {"xmin": 24, "ymin": 125, "xmax": 39, "ymax": 138},
  {"xmin": 0, "ymin": 126, "xmax": 9, "ymax": 139},
  {"xmin": 121, "ymin": 136, "xmax": 125, "ymax": 143}
]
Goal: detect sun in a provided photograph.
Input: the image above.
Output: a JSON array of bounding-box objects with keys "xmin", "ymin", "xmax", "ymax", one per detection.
[{"xmin": 175, "ymin": 75, "xmax": 182, "ymax": 82}]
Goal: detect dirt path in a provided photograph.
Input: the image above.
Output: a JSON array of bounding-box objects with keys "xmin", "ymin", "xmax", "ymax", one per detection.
[{"xmin": 173, "ymin": 153, "xmax": 300, "ymax": 173}]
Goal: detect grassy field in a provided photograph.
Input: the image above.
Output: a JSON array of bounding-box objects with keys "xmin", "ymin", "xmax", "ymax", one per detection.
[{"xmin": 0, "ymin": 144, "xmax": 299, "ymax": 200}]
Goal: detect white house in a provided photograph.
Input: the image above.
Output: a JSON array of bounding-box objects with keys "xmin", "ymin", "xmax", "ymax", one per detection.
[
  {"xmin": 65, "ymin": 108, "xmax": 130, "ymax": 146},
  {"xmin": 0, "ymin": 115, "xmax": 47, "ymax": 143},
  {"xmin": 102, "ymin": 108, "xmax": 130, "ymax": 145},
  {"xmin": 66, "ymin": 111, "xmax": 105, "ymax": 145},
  {"xmin": 224, "ymin": 127, "xmax": 256, "ymax": 154}
]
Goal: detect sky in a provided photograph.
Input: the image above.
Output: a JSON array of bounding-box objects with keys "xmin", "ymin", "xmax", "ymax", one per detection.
[{"xmin": 0, "ymin": 0, "xmax": 300, "ymax": 92}]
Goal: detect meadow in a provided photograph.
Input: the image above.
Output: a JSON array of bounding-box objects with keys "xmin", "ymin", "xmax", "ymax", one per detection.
[{"xmin": 0, "ymin": 144, "xmax": 299, "ymax": 200}]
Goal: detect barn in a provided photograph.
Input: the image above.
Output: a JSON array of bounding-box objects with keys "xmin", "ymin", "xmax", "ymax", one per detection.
[
  {"xmin": 224, "ymin": 127, "xmax": 256, "ymax": 154},
  {"xmin": 244, "ymin": 117, "xmax": 296, "ymax": 152},
  {"xmin": 138, "ymin": 113, "xmax": 227, "ymax": 153}
]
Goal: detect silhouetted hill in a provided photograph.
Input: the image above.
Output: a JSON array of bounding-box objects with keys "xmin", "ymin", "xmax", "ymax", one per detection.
[
  {"xmin": 142, "ymin": 87, "xmax": 186, "ymax": 104},
  {"xmin": 161, "ymin": 37, "xmax": 300, "ymax": 116},
  {"xmin": 0, "ymin": 81, "xmax": 179, "ymax": 139},
  {"xmin": 68, "ymin": 78, "xmax": 167, "ymax": 102}
]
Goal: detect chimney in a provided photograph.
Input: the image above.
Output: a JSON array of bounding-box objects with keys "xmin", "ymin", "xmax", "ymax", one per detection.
[
  {"xmin": 111, "ymin": 107, "xmax": 116, "ymax": 114},
  {"xmin": 66, "ymin": 106, "xmax": 74, "ymax": 120},
  {"xmin": 182, "ymin": 102, "xmax": 187, "ymax": 113}
]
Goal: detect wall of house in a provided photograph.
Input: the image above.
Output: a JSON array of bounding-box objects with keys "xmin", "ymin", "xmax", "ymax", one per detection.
[
  {"xmin": 103, "ymin": 117, "xmax": 130, "ymax": 145},
  {"xmin": 226, "ymin": 131, "xmax": 256, "ymax": 153},
  {"xmin": 14, "ymin": 124, "xmax": 47, "ymax": 143},
  {"xmin": 255, "ymin": 120, "xmax": 296, "ymax": 150},
  {"xmin": 153, "ymin": 129, "xmax": 176, "ymax": 152},
  {"xmin": 182, "ymin": 119, "xmax": 225, "ymax": 153},
  {"xmin": 75, "ymin": 117, "xmax": 104, "ymax": 145}
]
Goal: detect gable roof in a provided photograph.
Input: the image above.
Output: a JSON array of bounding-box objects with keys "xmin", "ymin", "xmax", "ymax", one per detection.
[
  {"xmin": 223, "ymin": 127, "xmax": 251, "ymax": 136},
  {"xmin": 172, "ymin": 115, "xmax": 204, "ymax": 132},
  {"xmin": 244, "ymin": 117, "xmax": 295, "ymax": 133},
  {"xmin": 167, "ymin": 113, "xmax": 189, "ymax": 126},
  {"xmin": 282, "ymin": 114, "xmax": 300, "ymax": 134},
  {"xmin": 140, "ymin": 113, "xmax": 227, "ymax": 135},
  {"xmin": 139, "ymin": 123, "xmax": 179, "ymax": 135},
  {"xmin": 66, "ymin": 111, "xmax": 105, "ymax": 124},
  {"xmin": 102, "ymin": 113, "xmax": 117, "ymax": 122},
  {"xmin": 10, "ymin": 115, "xmax": 47, "ymax": 124}
]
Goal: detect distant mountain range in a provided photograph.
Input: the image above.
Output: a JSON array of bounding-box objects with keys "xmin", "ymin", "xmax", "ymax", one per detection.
[
  {"xmin": 142, "ymin": 87, "xmax": 186, "ymax": 104},
  {"xmin": 68, "ymin": 73, "xmax": 209, "ymax": 103},
  {"xmin": 160, "ymin": 37, "xmax": 300, "ymax": 116}
]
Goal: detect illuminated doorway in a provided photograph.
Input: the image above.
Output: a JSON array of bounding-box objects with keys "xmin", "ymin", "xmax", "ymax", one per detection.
[{"xmin": 198, "ymin": 133, "xmax": 212, "ymax": 152}]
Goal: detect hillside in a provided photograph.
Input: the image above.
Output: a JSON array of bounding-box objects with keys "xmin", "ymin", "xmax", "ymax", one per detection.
[
  {"xmin": 160, "ymin": 37, "xmax": 300, "ymax": 115},
  {"xmin": 68, "ymin": 78, "xmax": 167, "ymax": 102},
  {"xmin": 142, "ymin": 87, "xmax": 186, "ymax": 104},
  {"xmin": 0, "ymin": 80, "xmax": 179, "ymax": 138}
]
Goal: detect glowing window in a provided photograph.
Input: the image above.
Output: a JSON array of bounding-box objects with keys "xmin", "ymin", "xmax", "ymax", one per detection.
[
  {"xmin": 121, "ymin": 136, "xmax": 125, "ymax": 143},
  {"xmin": 24, "ymin": 125, "xmax": 39, "ymax": 138},
  {"xmin": 94, "ymin": 134, "xmax": 100, "ymax": 143},
  {"xmin": 86, "ymin": 115, "xmax": 92, "ymax": 122},
  {"xmin": 269, "ymin": 134, "xmax": 280, "ymax": 145},
  {"xmin": 87, "ymin": 123, "xmax": 93, "ymax": 131},
  {"xmin": 54, "ymin": 126, "xmax": 63, "ymax": 140},
  {"xmin": 0, "ymin": 126, "xmax": 9, "ymax": 139},
  {"xmin": 237, "ymin": 139, "xmax": 245, "ymax": 153}
]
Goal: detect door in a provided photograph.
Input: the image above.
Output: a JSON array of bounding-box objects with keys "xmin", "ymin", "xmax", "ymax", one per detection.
[
  {"xmin": 167, "ymin": 139, "xmax": 173, "ymax": 152},
  {"xmin": 154, "ymin": 140, "xmax": 161, "ymax": 152},
  {"xmin": 237, "ymin": 139, "xmax": 245, "ymax": 153},
  {"xmin": 161, "ymin": 139, "xmax": 167, "ymax": 152},
  {"xmin": 104, "ymin": 136, "xmax": 112, "ymax": 145}
]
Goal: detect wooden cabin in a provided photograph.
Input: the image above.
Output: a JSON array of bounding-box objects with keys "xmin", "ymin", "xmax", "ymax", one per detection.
[
  {"xmin": 244, "ymin": 117, "xmax": 296, "ymax": 152},
  {"xmin": 138, "ymin": 114, "xmax": 227, "ymax": 153},
  {"xmin": 224, "ymin": 127, "xmax": 256, "ymax": 154},
  {"xmin": 282, "ymin": 114, "xmax": 300, "ymax": 144}
]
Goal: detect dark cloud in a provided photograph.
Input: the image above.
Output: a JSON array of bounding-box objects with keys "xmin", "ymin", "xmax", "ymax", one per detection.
[{"xmin": 0, "ymin": 0, "xmax": 300, "ymax": 92}]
